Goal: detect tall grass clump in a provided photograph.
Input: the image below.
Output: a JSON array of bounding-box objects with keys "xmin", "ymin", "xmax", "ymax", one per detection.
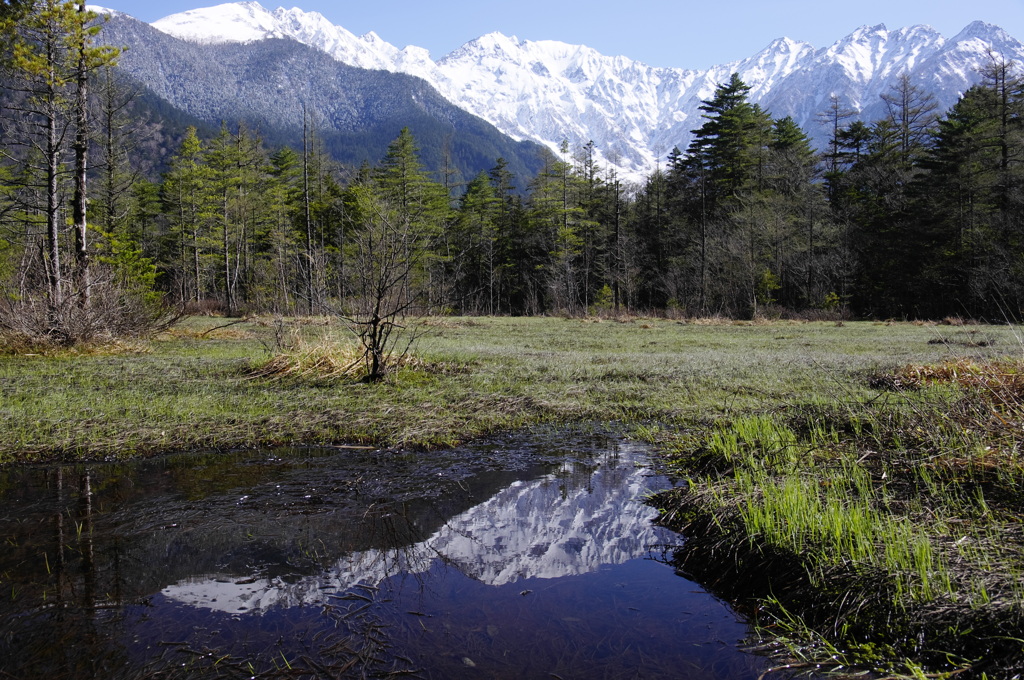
[
  {"xmin": 247, "ymin": 327, "xmax": 445, "ymax": 386},
  {"xmin": 708, "ymin": 414, "xmax": 800, "ymax": 467},
  {"xmin": 249, "ymin": 333, "xmax": 387, "ymax": 384},
  {"xmin": 651, "ymin": 372, "xmax": 1024, "ymax": 678},
  {"xmin": 711, "ymin": 422, "xmax": 955, "ymax": 604}
]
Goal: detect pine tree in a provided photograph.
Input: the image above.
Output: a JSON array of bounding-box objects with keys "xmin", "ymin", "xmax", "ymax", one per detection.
[
  {"xmin": 454, "ymin": 171, "xmax": 501, "ymax": 313},
  {"xmin": 92, "ymin": 65, "xmax": 143, "ymax": 241},
  {"xmin": 265, "ymin": 146, "xmax": 302, "ymax": 312},
  {"xmin": 374, "ymin": 127, "xmax": 450, "ymax": 311},
  {"xmin": 487, "ymin": 158, "xmax": 529, "ymax": 314},
  {"xmin": 0, "ymin": 0, "xmax": 118, "ymax": 320},
  {"xmin": 525, "ymin": 143, "xmax": 592, "ymax": 314},
  {"xmin": 767, "ymin": 116, "xmax": 829, "ymax": 307},
  {"xmin": 162, "ymin": 127, "xmax": 213, "ymax": 305},
  {"xmin": 818, "ymin": 94, "xmax": 856, "ymax": 205},
  {"xmin": 203, "ymin": 123, "xmax": 270, "ymax": 315},
  {"xmin": 922, "ymin": 68, "xmax": 1024, "ymax": 317},
  {"xmin": 687, "ymin": 73, "xmax": 774, "ymax": 209}
]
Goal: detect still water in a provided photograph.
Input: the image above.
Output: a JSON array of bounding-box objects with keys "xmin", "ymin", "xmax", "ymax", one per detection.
[{"xmin": 0, "ymin": 430, "xmax": 773, "ymax": 679}]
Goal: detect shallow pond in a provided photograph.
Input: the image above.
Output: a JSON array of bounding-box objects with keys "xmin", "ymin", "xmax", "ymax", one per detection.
[{"xmin": 0, "ymin": 430, "xmax": 774, "ymax": 679}]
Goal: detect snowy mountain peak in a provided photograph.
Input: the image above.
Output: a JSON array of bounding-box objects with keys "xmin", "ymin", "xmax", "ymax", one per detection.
[
  {"xmin": 852, "ymin": 23, "xmax": 890, "ymax": 39},
  {"xmin": 897, "ymin": 24, "xmax": 943, "ymax": 40},
  {"xmin": 953, "ymin": 20, "xmax": 1016, "ymax": 47},
  {"xmin": 764, "ymin": 36, "xmax": 804, "ymax": 51},
  {"xmin": 746, "ymin": 36, "xmax": 816, "ymax": 68},
  {"xmin": 442, "ymin": 31, "xmax": 524, "ymax": 63},
  {"xmin": 477, "ymin": 31, "xmax": 521, "ymax": 48},
  {"xmin": 146, "ymin": 3, "xmax": 1024, "ymax": 180},
  {"xmin": 152, "ymin": 1, "xmax": 281, "ymax": 43},
  {"xmin": 274, "ymin": 6, "xmax": 335, "ymax": 34},
  {"xmin": 85, "ymin": 5, "xmax": 123, "ymax": 17}
]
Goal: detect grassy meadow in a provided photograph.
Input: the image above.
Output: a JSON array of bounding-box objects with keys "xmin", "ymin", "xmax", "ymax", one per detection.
[
  {"xmin": 0, "ymin": 315, "xmax": 1004, "ymax": 462},
  {"xmin": 2, "ymin": 314, "xmax": 1023, "ymax": 676}
]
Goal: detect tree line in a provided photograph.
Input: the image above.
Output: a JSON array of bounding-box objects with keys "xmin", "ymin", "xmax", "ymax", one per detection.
[{"xmin": 4, "ymin": 1, "xmax": 1024, "ymax": 346}]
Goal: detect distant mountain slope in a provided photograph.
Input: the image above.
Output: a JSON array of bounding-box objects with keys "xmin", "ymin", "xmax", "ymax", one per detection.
[
  {"xmin": 147, "ymin": 2, "xmax": 1024, "ymax": 180},
  {"xmin": 99, "ymin": 12, "xmax": 548, "ymax": 184}
]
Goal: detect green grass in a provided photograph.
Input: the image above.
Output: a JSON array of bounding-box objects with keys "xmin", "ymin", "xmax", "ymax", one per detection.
[
  {"xmin": 0, "ymin": 315, "xmax": 1016, "ymax": 463},
  {"xmin": 648, "ymin": 362, "xmax": 1024, "ymax": 677}
]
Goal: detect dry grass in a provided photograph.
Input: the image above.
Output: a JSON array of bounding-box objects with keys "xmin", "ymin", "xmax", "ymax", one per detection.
[
  {"xmin": 247, "ymin": 331, "xmax": 445, "ymax": 384},
  {"xmin": 0, "ymin": 333, "xmax": 151, "ymax": 357},
  {"xmin": 890, "ymin": 358, "xmax": 1024, "ymax": 407},
  {"xmin": 248, "ymin": 335, "xmax": 368, "ymax": 383}
]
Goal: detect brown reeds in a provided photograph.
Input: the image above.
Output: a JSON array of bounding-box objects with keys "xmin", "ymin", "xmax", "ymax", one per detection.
[{"xmin": 248, "ymin": 336, "xmax": 368, "ymax": 383}]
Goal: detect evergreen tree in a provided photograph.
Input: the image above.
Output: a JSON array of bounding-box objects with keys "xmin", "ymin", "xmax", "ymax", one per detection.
[
  {"xmin": 92, "ymin": 65, "xmax": 143, "ymax": 240},
  {"xmin": 487, "ymin": 157, "xmax": 532, "ymax": 314},
  {"xmin": 0, "ymin": 0, "xmax": 118, "ymax": 319},
  {"xmin": 161, "ymin": 127, "xmax": 213, "ymax": 304},
  {"xmin": 265, "ymin": 145, "xmax": 302, "ymax": 312},
  {"xmin": 453, "ymin": 171, "xmax": 500, "ymax": 313},
  {"xmin": 601, "ymin": 165, "xmax": 628, "ymax": 312},
  {"xmin": 767, "ymin": 115, "xmax": 829, "ymax": 307},
  {"xmin": 373, "ymin": 127, "xmax": 450, "ymax": 311},
  {"xmin": 574, "ymin": 140, "xmax": 607, "ymax": 307},
  {"xmin": 525, "ymin": 142, "xmax": 593, "ymax": 314},
  {"xmin": 687, "ymin": 73, "xmax": 774, "ymax": 210},
  {"xmin": 664, "ymin": 148, "xmax": 709, "ymax": 312},
  {"xmin": 921, "ymin": 69, "xmax": 1024, "ymax": 317},
  {"xmin": 818, "ymin": 94, "xmax": 856, "ymax": 205},
  {"xmin": 665, "ymin": 74, "xmax": 827, "ymax": 316}
]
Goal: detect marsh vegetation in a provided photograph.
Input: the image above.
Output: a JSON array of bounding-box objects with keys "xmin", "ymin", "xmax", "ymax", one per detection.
[
  {"xmin": 2, "ymin": 315, "xmax": 1023, "ymax": 676},
  {"xmin": 645, "ymin": 344, "xmax": 1024, "ymax": 677}
]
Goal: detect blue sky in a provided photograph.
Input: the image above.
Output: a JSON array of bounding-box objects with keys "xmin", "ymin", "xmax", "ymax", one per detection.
[{"xmin": 101, "ymin": 0, "xmax": 1024, "ymax": 69}]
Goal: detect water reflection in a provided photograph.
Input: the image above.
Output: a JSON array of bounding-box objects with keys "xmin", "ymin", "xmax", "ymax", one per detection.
[
  {"xmin": 0, "ymin": 432, "xmax": 772, "ymax": 679},
  {"xmin": 162, "ymin": 449, "xmax": 671, "ymax": 613}
]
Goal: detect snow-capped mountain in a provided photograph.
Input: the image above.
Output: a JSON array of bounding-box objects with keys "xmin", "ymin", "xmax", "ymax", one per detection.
[
  {"xmin": 148, "ymin": 2, "xmax": 1024, "ymax": 180},
  {"xmin": 96, "ymin": 11, "xmax": 548, "ymax": 182},
  {"xmin": 162, "ymin": 445, "xmax": 676, "ymax": 614}
]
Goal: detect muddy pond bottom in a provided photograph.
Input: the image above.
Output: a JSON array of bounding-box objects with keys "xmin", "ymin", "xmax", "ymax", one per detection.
[{"xmin": 0, "ymin": 430, "xmax": 772, "ymax": 679}]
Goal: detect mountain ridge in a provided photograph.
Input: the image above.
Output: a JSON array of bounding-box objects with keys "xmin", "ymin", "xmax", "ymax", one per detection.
[
  {"xmin": 95, "ymin": 10, "xmax": 549, "ymax": 183},
  {"xmin": 133, "ymin": 3, "xmax": 1024, "ymax": 180}
]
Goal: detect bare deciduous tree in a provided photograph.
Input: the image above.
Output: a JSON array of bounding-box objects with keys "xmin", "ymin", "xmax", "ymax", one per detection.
[{"xmin": 342, "ymin": 186, "xmax": 423, "ymax": 382}]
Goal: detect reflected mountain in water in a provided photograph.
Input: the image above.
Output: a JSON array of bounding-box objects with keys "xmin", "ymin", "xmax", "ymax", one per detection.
[
  {"xmin": 0, "ymin": 432, "xmax": 775, "ymax": 680},
  {"xmin": 162, "ymin": 445, "xmax": 676, "ymax": 613}
]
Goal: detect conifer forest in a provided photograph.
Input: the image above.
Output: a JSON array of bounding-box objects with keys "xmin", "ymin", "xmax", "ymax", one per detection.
[{"xmin": 4, "ymin": 1, "xmax": 1024, "ymax": 344}]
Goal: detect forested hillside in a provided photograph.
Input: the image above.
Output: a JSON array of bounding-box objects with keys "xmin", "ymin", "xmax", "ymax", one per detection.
[
  {"xmin": 99, "ymin": 12, "xmax": 548, "ymax": 183},
  {"xmin": 2, "ymin": 0, "xmax": 1024, "ymax": 351}
]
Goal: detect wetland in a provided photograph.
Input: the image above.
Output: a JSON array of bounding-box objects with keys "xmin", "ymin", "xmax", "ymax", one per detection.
[
  {"xmin": 2, "ymin": 316, "xmax": 1023, "ymax": 677},
  {"xmin": 0, "ymin": 431, "xmax": 771, "ymax": 679}
]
